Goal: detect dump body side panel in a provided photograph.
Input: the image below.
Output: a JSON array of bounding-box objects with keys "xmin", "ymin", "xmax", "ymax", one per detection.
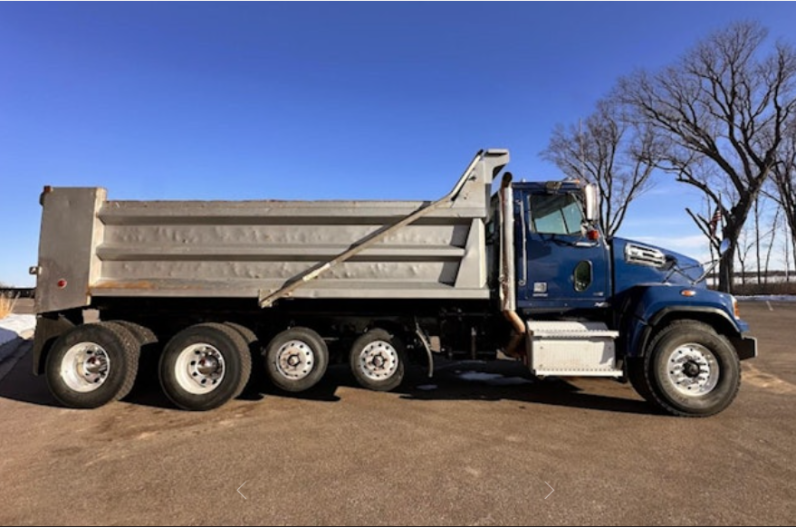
[{"xmin": 35, "ymin": 151, "xmax": 509, "ymax": 313}]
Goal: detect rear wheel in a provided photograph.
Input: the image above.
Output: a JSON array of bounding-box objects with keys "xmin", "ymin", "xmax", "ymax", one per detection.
[
  {"xmin": 349, "ymin": 329, "xmax": 406, "ymax": 392},
  {"xmin": 224, "ymin": 322, "xmax": 265, "ymax": 394},
  {"xmin": 111, "ymin": 320, "xmax": 159, "ymax": 396},
  {"xmin": 45, "ymin": 322, "xmax": 140, "ymax": 409},
  {"xmin": 264, "ymin": 327, "xmax": 328, "ymax": 393},
  {"xmin": 112, "ymin": 321, "xmax": 157, "ymax": 347},
  {"xmin": 224, "ymin": 322, "xmax": 258, "ymax": 347},
  {"xmin": 159, "ymin": 323, "xmax": 252, "ymax": 411},
  {"xmin": 642, "ymin": 321, "xmax": 741, "ymax": 418}
]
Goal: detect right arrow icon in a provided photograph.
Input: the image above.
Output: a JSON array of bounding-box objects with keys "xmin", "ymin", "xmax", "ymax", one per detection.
[{"xmin": 545, "ymin": 482, "xmax": 555, "ymax": 500}]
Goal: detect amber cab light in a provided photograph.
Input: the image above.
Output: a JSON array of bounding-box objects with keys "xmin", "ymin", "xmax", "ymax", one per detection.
[{"xmin": 587, "ymin": 230, "xmax": 601, "ymax": 241}]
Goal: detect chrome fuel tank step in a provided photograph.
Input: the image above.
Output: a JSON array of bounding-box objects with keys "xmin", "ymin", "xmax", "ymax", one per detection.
[{"xmin": 526, "ymin": 321, "xmax": 623, "ymax": 378}]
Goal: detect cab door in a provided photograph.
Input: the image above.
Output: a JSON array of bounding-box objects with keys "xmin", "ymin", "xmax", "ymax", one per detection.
[{"xmin": 515, "ymin": 189, "xmax": 610, "ymax": 311}]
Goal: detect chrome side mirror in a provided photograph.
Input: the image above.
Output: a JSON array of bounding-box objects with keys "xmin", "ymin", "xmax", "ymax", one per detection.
[{"xmin": 584, "ymin": 184, "xmax": 599, "ymax": 223}]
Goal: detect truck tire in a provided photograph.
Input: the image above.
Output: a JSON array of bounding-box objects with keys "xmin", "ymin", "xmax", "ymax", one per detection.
[
  {"xmin": 110, "ymin": 320, "xmax": 159, "ymax": 397},
  {"xmin": 159, "ymin": 323, "xmax": 252, "ymax": 411},
  {"xmin": 112, "ymin": 320, "xmax": 158, "ymax": 346},
  {"xmin": 264, "ymin": 327, "xmax": 329, "ymax": 393},
  {"xmin": 224, "ymin": 322, "xmax": 258, "ymax": 347},
  {"xmin": 349, "ymin": 329, "xmax": 406, "ymax": 392},
  {"xmin": 643, "ymin": 321, "xmax": 741, "ymax": 418},
  {"xmin": 627, "ymin": 358, "xmax": 655, "ymax": 404},
  {"xmin": 224, "ymin": 322, "xmax": 266, "ymax": 394},
  {"xmin": 45, "ymin": 322, "xmax": 140, "ymax": 409}
]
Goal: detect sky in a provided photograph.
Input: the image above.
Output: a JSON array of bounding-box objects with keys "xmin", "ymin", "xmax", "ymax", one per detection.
[{"xmin": 2, "ymin": 2, "xmax": 796, "ymax": 286}]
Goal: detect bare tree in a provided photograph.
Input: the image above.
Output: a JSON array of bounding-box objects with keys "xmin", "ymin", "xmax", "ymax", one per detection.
[
  {"xmin": 686, "ymin": 171, "xmax": 736, "ymax": 274},
  {"xmin": 754, "ymin": 196, "xmax": 763, "ymax": 284},
  {"xmin": 736, "ymin": 225, "xmax": 754, "ymax": 286},
  {"xmin": 617, "ymin": 22, "xmax": 796, "ymax": 293},
  {"xmin": 542, "ymin": 99, "xmax": 661, "ymax": 238},
  {"xmin": 764, "ymin": 204, "xmax": 782, "ymax": 282},
  {"xmin": 772, "ymin": 125, "xmax": 796, "ymax": 261},
  {"xmin": 785, "ymin": 226, "xmax": 791, "ymax": 282}
]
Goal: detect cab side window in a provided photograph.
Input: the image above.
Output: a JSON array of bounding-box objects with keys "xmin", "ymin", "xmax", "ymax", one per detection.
[{"xmin": 529, "ymin": 194, "xmax": 584, "ymax": 236}]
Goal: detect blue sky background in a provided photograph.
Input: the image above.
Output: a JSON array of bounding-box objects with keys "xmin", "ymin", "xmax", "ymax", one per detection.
[{"xmin": 2, "ymin": 2, "xmax": 796, "ymax": 286}]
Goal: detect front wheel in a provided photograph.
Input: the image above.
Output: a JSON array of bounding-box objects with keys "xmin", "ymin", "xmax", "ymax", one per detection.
[{"xmin": 642, "ymin": 321, "xmax": 741, "ymax": 418}]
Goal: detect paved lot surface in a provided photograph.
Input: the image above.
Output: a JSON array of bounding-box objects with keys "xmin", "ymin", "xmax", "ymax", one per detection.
[
  {"xmin": 8, "ymin": 298, "xmax": 34, "ymax": 315},
  {"xmin": 0, "ymin": 302, "xmax": 794, "ymax": 526}
]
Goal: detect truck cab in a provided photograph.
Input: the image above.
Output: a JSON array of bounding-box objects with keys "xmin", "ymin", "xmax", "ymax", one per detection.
[
  {"xmin": 500, "ymin": 175, "xmax": 757, "ymax": 417},
  {"xmin": 513, "ymin": 181, "xmax": 611, "ymax": 313}
]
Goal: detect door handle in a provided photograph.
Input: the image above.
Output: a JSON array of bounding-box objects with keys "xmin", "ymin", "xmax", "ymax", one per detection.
[{"xmin": 574, "ymin": 241, "xmax": 600, "ymax": 248}]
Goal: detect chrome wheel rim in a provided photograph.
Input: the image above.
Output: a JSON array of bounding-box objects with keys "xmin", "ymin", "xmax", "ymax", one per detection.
[
  {"xmin": 175, "ymin": 344, "xmax": 226, "ymax": 395},
  {"xmin": 359, "ymin": 340, "xmax": 399, "ymax": 382},
  {"xmin": 61, "ymin": 343, "xmax": 111, "ymax": 393},
  {"xmin": 276, "ymin": 340, "xmax": 315, "ymax": 381},
  {"xmin": 667, "ymin": 343, "xmax": 720, "ymax": 397}
]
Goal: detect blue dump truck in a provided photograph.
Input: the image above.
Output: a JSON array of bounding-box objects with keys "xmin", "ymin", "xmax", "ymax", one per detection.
[{"xmin": 31, "ymin": 149, "xmax": 756, "ymax": 416}]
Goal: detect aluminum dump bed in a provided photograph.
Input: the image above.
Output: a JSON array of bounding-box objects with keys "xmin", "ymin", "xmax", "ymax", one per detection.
[{"xmin": 35, "ymin": 150, "xmax": 510, "ymax": 314}]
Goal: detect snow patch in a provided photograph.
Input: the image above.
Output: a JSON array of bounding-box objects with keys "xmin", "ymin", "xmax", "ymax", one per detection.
[
  {"xmin": 0, "ymin": 315, "xmax": 37, "ymax": 347},
  {"xmin": 737, "ymin": 295, "xmax": 796, "ymax": 302},
  {"xmin": 457, "ymin": 371, "xmax": 533, "ymax": 387}
]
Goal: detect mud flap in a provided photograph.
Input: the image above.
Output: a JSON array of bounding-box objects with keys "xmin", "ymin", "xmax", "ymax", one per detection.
[{"xmin": 732, "ymin": 336, "xmax": 758, "ymax": 361}]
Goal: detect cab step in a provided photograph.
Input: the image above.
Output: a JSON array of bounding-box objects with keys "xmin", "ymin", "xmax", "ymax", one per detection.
[{"xmin": 526, "ymin": 321, "xmax": 623, "ymax": 378}]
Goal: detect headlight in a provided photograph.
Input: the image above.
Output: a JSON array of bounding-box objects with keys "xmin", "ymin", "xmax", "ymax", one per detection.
[{"xmin": 732, "ymin": 296, "xmax": 741, "ymax": 319}]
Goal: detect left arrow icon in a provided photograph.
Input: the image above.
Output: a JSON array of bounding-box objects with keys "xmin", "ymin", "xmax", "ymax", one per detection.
[{"xmin": 238, "ymin": 482, "xmax": 248, "ymax": 500}]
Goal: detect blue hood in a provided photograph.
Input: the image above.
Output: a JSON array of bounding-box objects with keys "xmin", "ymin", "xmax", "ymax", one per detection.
[{"xmin": 612, "ymin": 237, "xmax": 705, "ymax": 297}]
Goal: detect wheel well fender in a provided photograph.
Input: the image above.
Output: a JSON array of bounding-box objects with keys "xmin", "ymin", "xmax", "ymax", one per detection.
[{"xmin": 633, "ymin": 308, "xmax": 742, "ymax": 360}]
